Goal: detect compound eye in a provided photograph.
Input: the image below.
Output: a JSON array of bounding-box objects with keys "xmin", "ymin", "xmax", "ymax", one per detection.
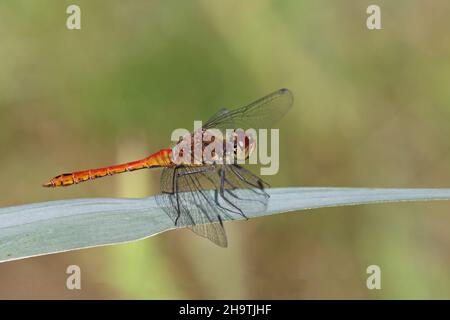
[{"xmin": 244, "ymin": 136, "xmax": 250, "ymax": 149}]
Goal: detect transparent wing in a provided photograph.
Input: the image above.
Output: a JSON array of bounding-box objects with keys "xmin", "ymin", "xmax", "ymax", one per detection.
[
  {"xmin": 203, "ymin": 88, "xmax": 293, "ymax": 131},
  {"xmin": 155, "ymin": 165, "xmax": 269, "ymax": 247},
  {"xmin": 157, "ymin": 166, "xmax": 228, "ymax": 247}
]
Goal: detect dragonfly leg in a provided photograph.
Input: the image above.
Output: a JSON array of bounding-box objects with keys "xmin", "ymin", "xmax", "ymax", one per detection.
[
  {"xmin": 218, "ymin": 167, "xmax": 248, "ymax": 219},
  {"xmin": 175, "ymin": 166, "xmax": 234, "ymax": 220},
  {"xmin": 212, "ymin": 187, "xmax": 235, "ymax": 220},
  {"xmin": 193, "ymin": 166, "xmax": 236, "ymax": 216},
  {"xmin": 173, "ymin": 166, "xmax": 181, "ymax": 225},
  {"xmin": 224, "ymin": 179, "xmax": 268, "ymax": 207},
  {"xmin": 230, "ymin": 165, "xmax": 270, "ymax": 200}
]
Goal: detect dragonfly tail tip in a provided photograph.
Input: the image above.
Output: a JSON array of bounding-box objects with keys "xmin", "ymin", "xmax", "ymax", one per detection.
[{"xmin": 42, "ymin": 181, "xmax": 53, "ymax": 188}]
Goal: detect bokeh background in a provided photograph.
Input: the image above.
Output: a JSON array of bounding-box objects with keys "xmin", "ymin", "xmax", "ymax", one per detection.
[{"xmin": 1, "ymin": 0, "xmax": 450, "ymax": 299}]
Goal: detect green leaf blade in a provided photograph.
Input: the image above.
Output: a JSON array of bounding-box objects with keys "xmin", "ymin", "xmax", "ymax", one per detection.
[{"xmin": 1, "ymin": 187, "xmax": 450, "ymax": 263}]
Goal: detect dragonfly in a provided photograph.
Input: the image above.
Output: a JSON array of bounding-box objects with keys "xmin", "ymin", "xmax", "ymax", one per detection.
[{"xmin": 43, "ymin": 88, "xmax": 294, "ymax": 247}]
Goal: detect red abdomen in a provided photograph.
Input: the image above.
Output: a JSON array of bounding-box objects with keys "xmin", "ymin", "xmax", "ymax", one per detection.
[{"xmin": 43, "ymin": 148, "xmax": 173, "ymax": 187}]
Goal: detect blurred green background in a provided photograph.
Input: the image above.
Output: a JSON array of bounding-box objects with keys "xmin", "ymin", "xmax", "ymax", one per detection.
[{"xmin": 1, "ymin": 0, "xmax": 450, "ymax": 299}]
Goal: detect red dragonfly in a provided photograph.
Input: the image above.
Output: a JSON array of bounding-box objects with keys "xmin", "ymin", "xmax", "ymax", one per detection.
[{"xmin": 44, "ymin": 88, "xmax": 293, "ymax": 247}]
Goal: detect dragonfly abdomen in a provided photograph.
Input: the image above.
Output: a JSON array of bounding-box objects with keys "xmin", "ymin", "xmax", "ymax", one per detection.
[{"xmin": 43, "ymin": 148, "xmax": 173, "ymax": 187}]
